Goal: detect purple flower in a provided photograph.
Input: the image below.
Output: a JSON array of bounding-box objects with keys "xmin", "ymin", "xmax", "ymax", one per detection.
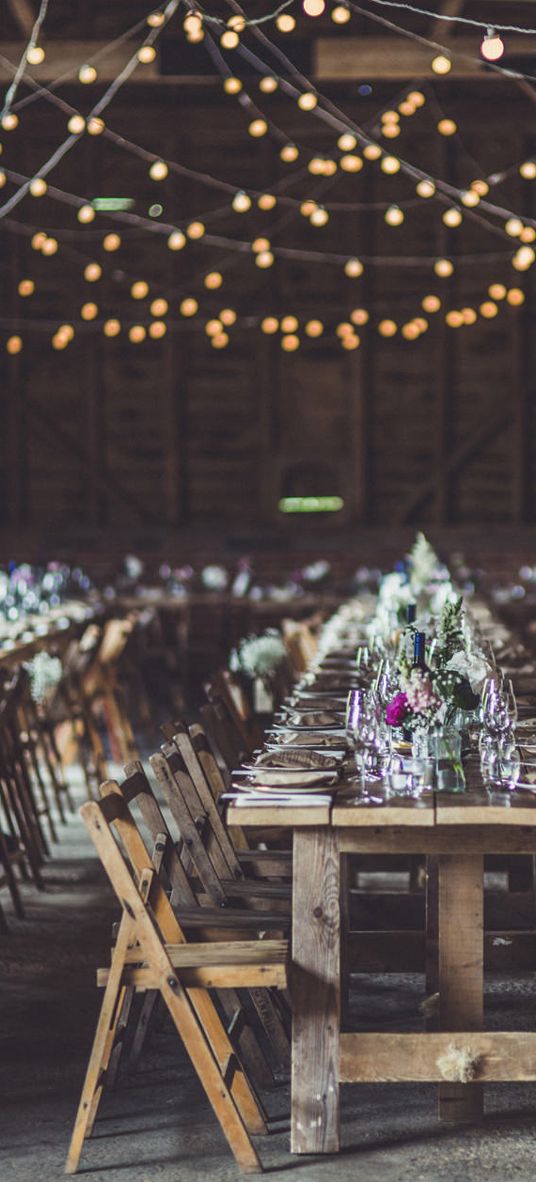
[{"xmin": 385, "ymin": 692, "xmax": 410, "ymax": 727}]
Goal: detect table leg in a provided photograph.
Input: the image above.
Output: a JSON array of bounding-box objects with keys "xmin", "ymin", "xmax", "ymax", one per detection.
[
  {"xmin": 291, "ymin": 827, "xmax": 341, "ymax": 1154},
  {"xmin": 438, "ymin": 853, "xmax": 484, "ymax": 1122}
]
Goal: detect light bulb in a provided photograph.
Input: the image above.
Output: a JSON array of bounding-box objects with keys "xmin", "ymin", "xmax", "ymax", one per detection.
[
  {"xmin": 68, "ymin": 115, "xmax": 85, "ymax": 134},
  {"xmin": 204, "ymin": 271, "xmax": 223, "ymax": 289},
  {"xmin": 338, "ymin": 132, "xmax": 357, "ymax": 151},
  {"xmin": 211, "ymin": 332, "xmax": 229, "ymax": 349},
  {"xmin": 252, "ymin": 237, "xmax": 271, "ymax": 252},
  {"xmin": 57, "ymin": 324, "xmax": 74, "ymax": 341},
  {"xmin": 513, "ymin": 245, "xmax": 536, "ymax": 270},
  {"xmin": 341, "ymin": 334, "xmax": 359, "ymax": 350},
  {"xmin": 446, "ymin": 310, "xmax": 463, "ymax": 328},
  {"xmin": 84, "ymin": 263, "xmax": 102, "ymax": 282},
  {"xmin": 437, "ymin": 118, "xmax": 457, "ymax": 136},
  {"xmin": 434, "ymin": 258, "xmax": 454, "ymax": 277},
  {"xmin": 407, "ymin": 91, "xmax": 425, "ymax": 107},
  {"xmin": 281, "ymin": 316, "xmax": 298, "ymax": 333},
  {"xmin": 520, "ymin": 161, "xmax": 536, "ymax": 180},
  {"xmin": 220, "ymin": 31, "xmax": 239, "ymax": 50},
  {"xmin": 305, "ymin": 319, "xmax": 324, "ymax": 337},
  {"xmin": 79, "ymin": 64, "xmax": 97, "ymax": 83},
  {"xmin": 471, "ymin": 179, "xmax": 489, "ymax": 196},
  {"xmin": 382, "ymin": 110, "xmax": 400, "ymax": 124},
  {"xmin": 310, "ymin": 206, "xmax": 329, "ymax": 226},
  {"xmin": 442, "ymin": 208, "xmax": 462, "ymax": 228},
  {"xmin": 363, "ymin": 144, "xmax": 382, "ymax": 160},
  {"xmin": 232, "ymin": 190, "xmax": 252, "ymax": 213},
  {"xmin": 167, "ymin": 230, "xmax": 186, "ymax": 250},
  {"xmin": 258, "ymin": 193, "xmax": 277, "ymax": 210},
  {"xmin": 81, "ymin": 302, "xmax": 98, "ymax": 320},
  {"xmin": 29, "ymin": 177, "xmax": 47, "ymax": 197},
  {"xmin": 206, "ymin": 319, "xmax": 223, "ymax": 337},
  {"xmin": 351, "ymin": 308, "xmax": 369, "ymax": 325},
  {"xmin": 129, "ymin": 325, "xmax": 146, "ymax": 342},
  {"xmin": 27, "ymin": 45, "xmax": 45, "ymax": 64},
  {"xmin": 6, "ymin": 335, "xmax": 23, "ymax": 354},
  {"xmin": 378, "ymin": 320, "xmax": 397, "ymax": 338},
  {"xmin": 505, "ymin": 217, "xmax": 523, "ymax": 237},
  {"xmin": 255, "ymin": 250, "xmax": 274, "ymax": 268},
  {"xmin": 1, "ymin": 113, "xmax": 19, "ymax": 130},
  {"xmin": 402, "ymin": 323, "xmax": 420, "ymax": 340},
  {"xmin": 336, "ymin": 322, "xmax": 353, "ymax": 337},
  {"xmin": 131, "ymin": 281, "xmax": 149, "ymax": 299},
  {"xmin": 52, "ymin": 334, "xmax": 69, "ymax": 350},
  {"xmin": 224, "ymin": 77, "xmax": 242, "ymax": 94},
  {"xmin": 521, "ymin": 226, "xmax": 536, "ymax": 242},
  {"xmin": 507, "ymin": 288, "xmax": 525, "ymax": 306},
  {"xmin": 31, "ymin": 232, "xmax": 47, "ymax": 250},
  {"xmin": 276, "ymin": 14, "xmax": 296, "ymax": 32},
  {"xmin": 87, "ymin": 117, "xmax": 105, "ymax": 135},
  {"xmin": 414, "ymin": 318, "xmax": 428, "ymax": 332},
  {"xmin": 77, "ymin": 204, "xmax": 95, "ymax": 223},
  {"xmin": 18, "ymin": 279, "xmax": 35, "ymax": 296},
  {"xmin": 0, "ymin": 171, "xmax": 5, "ymax": 188},
  {"xmin": 479, "ymin": 300, "xmax": 499, "ymax": 318},
  {"xmin": 461, "ymin": 190, "xmax": 480, "ymax": 207},
  {"xmin": 340, "ymin": 154, "xmax": 363, "ymax": 173},
  {"xmin": 151, "ymin": 298, "xmax": 168, "ymax": 316},
  {"xmin": 309, "ymin": 157, "xmax": 326, "ymax": 175},
  {"xmin": 385, "ymin": 204, "xmax": 404, "ymax": 226},
  {"xmin": 422, "ymin": 295, "xmax": 441, "ymax": 313},
  {"xmin": 180, "ymin": 298, "xmax": 198, "ymax": 316},
  {"xmin": 149, "ymin": 320, "xmax": 167, "ymax": 339},
  {"xmin": 488, "ymin": 284, "xmax": 506, "ymax": 300},
  {"xmin": 462, "ymin": 307, "xmax": 477, "ymax": 325},
  {"xmin": 331, "ymin": 5, "xmax": 351, "ymax": 23},
  {"xmin": 259, "ymin": 76, "xmax": 278, "ymax": 93},
  {"xmin": 416, "ymin": 179, "xmax": 435, "ymax": 198},
  {"xmin": 220, "ymin": 308, "xmax": 237, "ymax": 326},
  {"xmin": 281, "ymin": 334, "xmax": 300, "ymax": 351},
  {"xmin": 147, "ymin": 11, "xmax": 165, "ymax": 27},
  {"xmin": 481, "ymin": 28, "xmax": 504, "ymax": 62},
  {"xmin": 303, "ymin": 0, "xmax": 326, "ymax": 15},
  {"xmin": 41, "ymin": 237, "xmax": 58, "ymax": 255},
  {"xmin": 183, "ymin": 14, "xmax": 203, "ymax": 39},
  {"xmin": 345, "ymin": 258, "xmax": 364, "ymax": 278},
  {"xmin": 398, "ymin": 100, "xmax": 416, "ymax": 117},
  {"xmin": 298, "ymin": 92, "xmax": 318, "ymax": 111},
  {"xmin": 381, "ymin": 155, "xmax": 400, "ymax": 175},
  {"xmin": 261, "ymin": 317, "xmax": 279, "ymax": 334},
  {"xmin": 103, "ymin": 319, "xmax": 121, "ymax": 337},
  {"xmin": 248, "ymin": 119, "xmax": 268, "ymax": 138},
  {"xmin": 280, "ymin": 143, "xmax": 299, "ymax": 163},
  {"xmin": 382, "ymin": 124, "xmax": 400, "ymax": 139},
  {"xmin": 432, "ymin": 54, "xmax": 451, "ymax": 75},
  {"xmin": 137, "ymin": 45, "xmax": 156, "ymax": 63},
  {"xmin": 103, "ymin": 233, "xmax": 121, "ymax": 251},
  {"xmin": 149, "ymin": 159, "xmax": 168, "ymax": 180},
  {"xmin": 187, "ymin": 221, "xmax": 205, "ymax": 239}
]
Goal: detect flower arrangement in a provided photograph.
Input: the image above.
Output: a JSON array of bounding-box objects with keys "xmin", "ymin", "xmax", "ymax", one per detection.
[
  {"xmin": 25, "ymin": 651, "xmax": 63, "ymax": 703},
  {"xmin": 230, "ymin": 629, "xmax": 288, "ymax": 680}
]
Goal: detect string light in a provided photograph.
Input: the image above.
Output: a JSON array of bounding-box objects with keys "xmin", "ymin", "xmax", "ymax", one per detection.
[
  {"xmin": 281, "ymin": 334, "xmax": 300, "ymax": 351},
  {"xmin": 184, "ymin": 13, "xmax": 204, "ymax": 42},
  {"xmin": 489, "ymin": 283, "xmax": 506, "ymax": 300},
  {"xmin": 151, "ymin": 297, "xmax": 168, "ymax": 316},
  {"xmin": 149, "ymin": 320, "xmax": 167, "ymax": 338},
  {"xmin": 416, "ymin": 180, "xmax": 435, "ymax": 198},
  {"xmin": 204, "ymin": 271, "xmax": 223, "ymax": 289},
  {"xmin": 186, "ymin": 221, "xmax": 205, "ymax": 239},
  {"xmin": 77, "ymin": 204, "xmax": 95, "ymax": 223},
  {"xmin": 446, "ymin": 310, "xmax": 463, "ymax": 328},
  {"xmin": 206, "ymin": 318, "xmax": 223, "ymax": 337},
  {"xmin": 310, "ymin": 206, "xmax": 329, "ymax": 226},
  {"xmin": 331, "ymin": 4, "xmax": 351, "ymax": 22},
  {"xmin": 147, "ymin": 11, "xmax": 166, "ymax": 28},
  {"xmin": 18, "ymin": 279, "xmax": 35, "ymax": 296},
  {"xmin": 280, "ymin": 143, "xmax": 299, "ymax": 162},
  {"xmin": 2, "ymin": 114, "xmax": 19, "ymax": 130},
  {"xmin": 220, "ymin": 30, "xmax": 240, "ymax": 50},
  {"xmin": 103, "ymin": 319, "xmax": 121, "ymax": 337},
  {"xmin": 378, "ymin": 320, "xmax": 397, "ymax": 337},
  {"xmin": 103, "ymin": 233, "xmax": 121, "ymax": 251},
  {"xmin": 224, "ymin": 77, "xmax": 242, "ymax": 94},
  {"xmin": 422, "ymin": 294, "xmax": 441, "ymax": 313},
  {"xmin": 298, "ymin": 92, "xmax": 318, "ymax": 111},
  {"xmin": 336, "ymin": 322, "xmax": 353, "ymax": 337},
  {"xmin": 442, "ymin": 208, "xmax": 463, "ymax": 228},
  {"xmin": 232, "ymin": 190, "xmax": 252, "ymax": 212},
  {"xmin": 437, "ymin": 118, "xmax": 457, "ymax": 136},
  {"xmin": 137, "ymin": 45, "xmax": 156, "ymax": 64},
  {"xmin": 505, "ymin": 217, "xmax": 523, "ymax": 237},
  {"xmin": 479, "ymin": 300, "xmax": 499, "ymax": 318},
  {"xmin": 255, "ymin": 249, "xmax": 274, "ymax": 267},
  {"xmin": 303, "ymin": 0, "xmax": 326, "ymax": 15},
  {"xmin": 87, "ymin": 117, "xmax": 105, "ymax": 135},
  {"xmin": 345, "ymin": 258, "xmax": 364, "ymax": 277},
  {"xmin": 434, "ymin": 258, "xmax": 454, "ymax": 278},
  {"xmin": 281, "ymin": 315, "xmax": 298, "ymax": 333},
  {"xmin": 512, "ymin": 245, "xmax": 536, "ymax": 270},
  {"xmin": 341, "ymin": 334, "xmax": 360, "ymax": 349},
  {"xmin": 248, "ymin": 118, "xmax": 268, "ymax": 137},
  {"xmin": 480, "ymin": 28, "xmax": 504, "ymax": 62},
  {"xmin": 520, "ymin": 161, "xmax": 536, "ymax": 180},
  {"xmin": 79, "ymin": 64, "xmax": 97, "ymax": 83},
  {"xmin": 220, "ymin": 308, "xmax": 237, "ymax": 326},
  {"xmin": 41, "ymin": 237, "xmax": 58, "ymax": 255},
  {"xmin": 84, "ymin": 263, "xmax": 102, "ymax": 282},
  {"xmin": 180, "ymin": 298, "xmax": 198, "ymax": 316},
  {"xmin": 131, "ymin": 280, "xmax": 149, "ymax": 299},
  {"xmin": 29, "ymin": 177, "xmax": 47, "ymax": 196},
  {"xmin": 381, "ymin": 155, "xmax": 401, "ymax": 174},
  {"xmin": 81, "ymin": 302, "xmax": 98, "ymax": 320},
  {"xmin": 31, "ymin": 231, "xmax": 47, "ymax": 250},
  {"xmin": 432, "ymin": 54, "xmax": 451, "ymax": 75},
  {"xmin": 67, "ymin": 114, "xmax": 85, "ymax": 134},
  {"xmin": 167, "ymin": 230, "xmax": 186, "ymax": 250},
  {"xmin": 462, "ymin": 307, "xmax": 477, "ymax": 324},
  {"xmin": 258, "ymin": 193, "xmax": 277, "ymax": 210},
  {"xmin": 363, "ymin": 144, "xmax": 382, "ymax": 160},
  {"xmin": 338, "ymin": 133, "xmax": 357, "ymax": 151},
  {"xmin": 276, "ymin": 14, "xmax": 296, "ymax": 32},
  {"xmin": 305, "ymin": 319, "xmax": 324, "ymax": 337},
  {"xmin": 129, "ymin": 325, "xmax": 147, "ymax": 342},
  {"xmin": 385, "ymin": 204, "xmax": 404, "ymax": 226},
  {"xmin": 211, "ymin": 332, "xmax": 229, "ymax": 349},
  {"xmin": 27, "ymin": 46, "xmax": 45, "ymax": 65},
  {"xmin": 507, "ymin": 288, "xmax": 525, "ymax": 306},
  {"xmin": 261, "ymin": 316, "xmax": 279, "ymax": 333},
  {"xmin": 461, "ymin": 190, "xmax": 480, "ymax": 207},
  {"xmin": 340, "ymin": 154, "xmax": 363, "ymax": 172},
  {"xmin": 351, "ymin": 308, "xmax": 369, "ymax": 325},
  {"xmin": 6, "ymin": 335, "xmax": 23, "ymax": 354},
  {"xmin": 259, "ymin": 75, "xmax": 278, "ymax": 93},
  {"xmin": 0, "ymin": 172, "xmax": 5, "ymax": 189},
  {"xmin": 149, "ymin": 159, "xmax": 168, "ymax": 180}
]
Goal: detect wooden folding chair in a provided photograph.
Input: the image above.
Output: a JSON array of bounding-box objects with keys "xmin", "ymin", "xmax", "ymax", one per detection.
[
  {"xmin": 66, "ymin": 782, "xmax": 287, "ymax": 1175},
  {"xmin": 205, "ymin": 670, "xmax": 264, "ymax": 752}
]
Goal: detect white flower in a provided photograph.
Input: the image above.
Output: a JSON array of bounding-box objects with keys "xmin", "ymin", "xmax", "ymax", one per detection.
[
  {"xmin": 25, "ymin": 651, "xmax": 63, "ymax": 703},
  {"xmin": 237, "ymin": 631, "xmax": 288, "ymax": 678},
  {"xmin": 201, "ymin": 564, "xmax": 229, "ymax": 591},
  {"xmin": 446, "ymin": 651, "xmax": 490, "ymax": 694}
]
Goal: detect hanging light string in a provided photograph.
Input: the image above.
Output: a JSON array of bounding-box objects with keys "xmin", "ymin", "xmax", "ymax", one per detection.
[
  {"xmin": 0, "ymin": 0, "xmax": 181, "ymax": 221},
  {"xmin": 1, "ymin": 0, "xmax": 50, "ymax": 121},
  {"xmin": 360, "ymin": 0, "xmax": 536, "ymax": 36},
  {"xmin": 185, "ymin": 0, "xmax": 297, "ymax": 29}
]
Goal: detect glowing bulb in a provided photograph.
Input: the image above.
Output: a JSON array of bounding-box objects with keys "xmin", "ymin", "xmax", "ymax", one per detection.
[
  {"xmin": 149, "ymin": 320, "xmax": 167, "ymax": 339},
  {"xmin": 520, "ymin": 160, "xmax": 536, "ymax": 180},
  {"xmin": 442, "ymin": 208, "xmax": 462, "ymax": 228},
  {"xmin": 281, "ymin": 316, "xmax": 298, "ymax": 333},
  {"xmin": 310, "ymin": 206, "xmax": 329, "ymax": 227},
  {"xmin": 31, "ymin": 232, "xmax": 47, "ymax": 250},
  {"xmin": 416, "ymin": 179, "xmax": 436, "ymax": 198},
  {"xmin": 248, "ymin": 119, "xmax": 268, "ymax": 138},
  {"xmin": 261, "ymin": 317, "xmax": 279, "ymax": 334},
  {"xmin": 168, "ymin": 230, "xmax": 186, "ymax": 250},
  {"xmin": 345, "ymin": 257, "xmax": 364, "ymax": 278},
  {"xmin": 446, "ymin": 310, "xmax": 463, "ymax": 328},
  {"xmin": 79, "ymin": 64, "xmax": 97, "ymax": 83},
  {"xmin": 57, "ymin": 324, "xmax": 74, "ymax": 342},
  {"xmin": 479, "ymin": 300, "xmax": 498, "ymax": 318},
  {"xmin": 363, "ymin": 144, "xmax": 382, "ymax": 160},
  {"xmin": 81, "ymin": 302, "xmax": 98, "ymax": 320},
  {"xmin": 219, "ymin": 308, "xmax": 237, "ymax": 326},
  {"xmin": 402, "ymin": 323, "xmax": 420, "ymax": 340},
  {"xmin": 461, "ymin": 190, "xmax": 480, "ymax": 207},
  {"xmin": 184, "ymin": 14, "xmax": 203, "ymax": 40},
  {"xmin": 298, "ymin": 92, "xmax": 318, "ymax": 111},
  {"xmin": 521, "ymin": 226, "xmax": 536, "ymax": 242},
  {"xmin": 506, "ymin": 217, "xmax": 523, "ymax": 237},
  {"xmin": 129, "ymin": 325, "xmax": 146, "ymax": 342},
  {"xmin": 341, "ymin": 334, "xmax": 359, "ymax": 350},
  {"xmin": 150, "ymin": 298, "xmax": 168, "ymax": 316},
  {"xmin": 382, "ymin": 124, "xmax": 401, "ymax": 139},
  {"xmin": 224, "ymin": 77, "xmax": 242, "ymax": 94},
  {"xmin": 220, "ymin": 31, "xmax": 239, "ymax": 50},
  {"xmin": 340, "ymin": 154, "xmax": 363, "ymax": 173},
  {"xmin": 29, "ymin": 177, "xmax": 47, "ymax": 197},
  {"xmin": 147, "ymin": 11, "xmax": 165, "ymax": 27},
  {"xmin": 462, "ymin": 307, "xmax": 477, "ymax": 325},
  {"xmin": 422, "ymin": 295, "xmax": 441, "ymax": 313},
  {"xmin": 259, "ymin": 75, "xmax": 278, "ymax": 94},
  {"xmin": 18, "ymin": 279, "xmax": 35, "ymax": 296},
  {"xmin": 381, "ymin": 155, "xmax": 400, "ymax": 175},
  {"xmin": 77, "ymin": 204, "xmax": 95, "ymax": 223},
  {"xmin": 281, "ymin": 334, "xmax": 300, "ymax": 351},
  {"xmin": 309, "ymin": 157, "xmax": 326, "ymax": 175},
  {"xmin": 481, "ymin": 28, "xmax": 504, "ymax": 62},
  {"xmin": 131, "ymin": 281, "xmax": 149, "ymax": 299},
  {"xmin": 336, "ymin": 322, "xmax": 353, "ymax": 337},
  {"xmin": 338, "ymin": 133, "xmax": 357, "ymax": 151},
  {"xmin": 1, "ymin": 113, "xmax": 19, "ymax": 130},
  {"xmin": 280, "ymin": 143, "xmax": 299, "ymax": 163},
  {"xmin": 41, "ymin": 237, "xmax": 58, "ymax": 255},
  {"xmin": 414, "ymin": 317, "xmax": 428, "ymax": 332},
  {"xmin": 149, "ymin": 159, "xmax": 168, "ymax": 181},
  {"xmin": 180, "ymin": 298, "xmax": 198, "ymax": 317},
  {"xmin": 104, "ymin": 319, "xmax": 121, "ymax": 337},
  {"xmin": 103, "ymin": 233, "xmax": 121, "ymax": 251},
  {"xmin": 332, "ymin": 5, "xmax": 351, "ymax": 22},
  {"xmin": 87, "ymin": 117, "xmax": 105, "ymax": 135},
  {"xmin": 488, "ymin": 283, "xmax": 506, "ymax": 300},
  {"xmin": 350, "ymin": 308, "xmax": 369, "ymax": 325},
  {"xmin": 303, "ymin": 0, "xmax": 326, "ymax": 14},
  {"xmin": 255, "ymin": 250, "xmax": 274, "ymax": 268},
  {"xmin": 52, "ymin": 333, "xmax": 69, "ymax": 350},
  {"xmin": 137, "ymin": 45, "xmax": 156, "ymax": 63},
  {"xmin": 84, "ymin": 262, "xmax": 102, "ymax": 282},
  {"xmin": 434, "ymin": 257, "xmax": 454, "ymax": 277},
  {"xmin": 204, "ymin": 271, "xmax": 223, "ymax": 290},
  {"xmin": 385, "ymin": 204, "xmax": 404, "ymax": 226},
  {"xmin": 27, "ymin": 46, "xmax": 45, "ymax": 64},
  {"xmin": 6, "ymin": 335, "xmax": 23, "ymax": 354},
  {"xmin": 258, "ymin": 193, "xmax": 277, "ymax": 211},
  {"xmin": 513, "ymin": 245, "xmax": 536, "ymax": 270},
  {"xmin": 232, "ymin": 190, "xmax": 252, "ymax": 213},
  {"xmin": 276, "ymin": 14, "xmax": 296, "ymax": 32},
  {"xmin": 305, "ymin": 319, "xmax": 324, "ymax": 337},
  {"xmin": 407, "ymin": 91, "xmax": 425, "ymax": 107},
  {"xmin": 507, "ymin": 288, "xmax": 525, "ymax": 306},
  {"xmin": 0, "ymin": 171, "xmax": 5, "ymax": 187},
  {"xmin": 437, "ymin": 118, "xmax": 457, "ymax": 136},
  {"xmin": 252, "ymin": 237, "xmax": 271, "ymax": 252},
  {"xmin": 398, "ymin": 100, "xmax": 416, "ymax": 116},
  {"xmin": 187, "ymin": 221, "xmax": 205, "ymax": 239},
  {"xmin": 382, "ymin": 110, "xmax": 400, "ymax": 124},
  {"xmin": 471, "ymin": 179, "xmax": 489, "ymax": 196},
  {"xmin": 206, "ymin": 319, "xmax": 223, "ymax": 337},
  {"xmin": 68, "ymin": 115, "xmax": 85, "ymax": 134},
  {"xmin": 432, "ymin": 54, "xmax": 451, "ymax": 75},
  {"xmin": 378, "ymin": 320, "xmax": 397, "ymax": 338},
  {"xmin": 211, "ymin": 332, "xmax": 229, "ymax": 349}
]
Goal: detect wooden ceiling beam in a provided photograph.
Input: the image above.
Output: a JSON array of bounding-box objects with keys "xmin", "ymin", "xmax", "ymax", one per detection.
[{"xmin": 430, "ymin": 0, "xmax": 466, "ymax": 43}]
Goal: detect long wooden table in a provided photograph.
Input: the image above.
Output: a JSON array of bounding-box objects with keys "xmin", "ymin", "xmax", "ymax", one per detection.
[{"xmin": 228, "ymin": 784, "xmax": 536, "ymax": 1155}]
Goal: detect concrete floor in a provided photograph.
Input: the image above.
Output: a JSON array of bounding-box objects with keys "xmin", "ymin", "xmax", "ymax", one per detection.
[{"xmin": 2, "ymin": 781, "xmax": 536, "ymax": 1182}]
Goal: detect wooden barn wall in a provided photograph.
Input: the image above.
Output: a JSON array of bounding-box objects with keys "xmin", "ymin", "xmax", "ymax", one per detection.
[{"xmin": 0, "ymin": 77, "xmax": 535, "ymax": 544}]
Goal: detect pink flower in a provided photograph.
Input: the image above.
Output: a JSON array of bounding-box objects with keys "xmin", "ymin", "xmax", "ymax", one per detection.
[
  {"xmin": 386, "ymin": 692, "xmax": 409, "ymax": 727},
  {"xmin": 405, "ymin": 669, "xmax": 440, "ymax": 715}
]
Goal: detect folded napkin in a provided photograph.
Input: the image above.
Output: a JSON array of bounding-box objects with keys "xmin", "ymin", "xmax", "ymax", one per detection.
[
  {"xmin": 290, "ymin": 696, "xmax": 347, "ymax": 711},
  {"xmin": 275, "ymin": 730, "xmax": 345, "ymax": 748},
  {"xmin": 285, "ymin": 710, "xmax": 341, "ymax": 728},
  {"xmin": 254, "ymin": 750, "xmax": 340, "ymax": 771},
  {"xmin": 234, "ymin": 794, "xmax": 331, "ymax": 807},
  {"xmin": 243, "ymin": 769, "xmax": 339, "ymax": 787}
]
